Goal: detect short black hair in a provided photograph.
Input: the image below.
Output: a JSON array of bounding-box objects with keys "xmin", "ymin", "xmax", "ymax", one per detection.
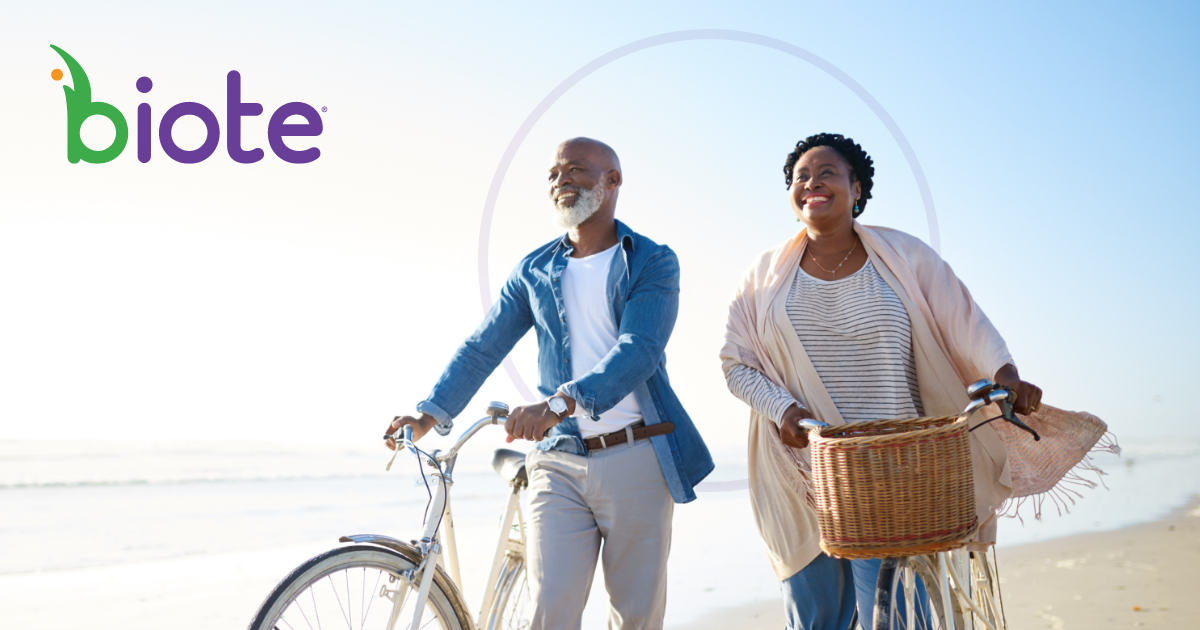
[{"xmin": 783, "ymin": 133, "xmax": 875, "ymax": 218}]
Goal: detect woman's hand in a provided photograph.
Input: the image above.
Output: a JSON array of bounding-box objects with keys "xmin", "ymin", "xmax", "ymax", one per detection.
[
  {"xmin": 779, "ymin": 404, "xmax": 817, "ymax": 449},
  {"xmin": 993, "ymin": 364, "xmax": 1043, "ymax": 416}
]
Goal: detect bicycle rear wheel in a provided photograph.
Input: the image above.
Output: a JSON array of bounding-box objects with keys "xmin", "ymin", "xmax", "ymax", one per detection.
[
  {"xmin": 873, "ymin": 555, "xmax": 947, "ymax": 630},
  {"xmin": 248, "ymin": 545, "xmax": 471, "ymax": 630},
  {"xmin": 483, "ymin": 552, "xmax": 532, "ymax": 630}
]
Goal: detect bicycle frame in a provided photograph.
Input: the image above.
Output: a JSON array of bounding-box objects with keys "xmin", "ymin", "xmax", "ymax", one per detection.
[
  {"xmin": 888, "ymin": 380, "xmax": 1021, "ymax": 630},
  {"xmin": 362, "ymin": 405, "xmax": 526, "ymax": 630}
]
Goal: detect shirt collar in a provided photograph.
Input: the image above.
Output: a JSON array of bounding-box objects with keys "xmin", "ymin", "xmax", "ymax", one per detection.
[{"xmin": 555, "ymin": 219, "xmax": 636, "ymax": 255}]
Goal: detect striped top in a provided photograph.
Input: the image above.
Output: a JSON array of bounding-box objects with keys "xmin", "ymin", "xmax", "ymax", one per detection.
[{"xmin": 725, "ymin": 259, "xmax": 923, "ymax": 426}]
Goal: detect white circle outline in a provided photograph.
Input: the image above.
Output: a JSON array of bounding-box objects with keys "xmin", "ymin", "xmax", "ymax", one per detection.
[{"xmin": 476, "ymin": 30, "xmax": 940, "ymax": 490}]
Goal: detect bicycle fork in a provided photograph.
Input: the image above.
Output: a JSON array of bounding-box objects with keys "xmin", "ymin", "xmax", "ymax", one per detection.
[{"xmin": 384, "ymin": 473, "xmax": 450, "ymax": 630}]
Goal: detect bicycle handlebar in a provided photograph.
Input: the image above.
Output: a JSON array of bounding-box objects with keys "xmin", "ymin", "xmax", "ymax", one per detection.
[
  {"xmin": 962, "ymin": 380, "xmax": 1041, "ymax": 441},
  {"xmin": 799, "ymin": 418, "xmax": 829, "ymax": 431},
  {"xmin": 385, "ymin": 401, "xmax": 513, "ymax": 472},
  {"xmin": 792, "ymin": 380, "xmax": 1042, "ymax": 442}
]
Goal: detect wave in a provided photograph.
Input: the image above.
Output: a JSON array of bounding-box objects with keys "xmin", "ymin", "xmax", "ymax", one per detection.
[{"xmin": 0, "ymin": 472, "xmax": 395, "ymax": 490}]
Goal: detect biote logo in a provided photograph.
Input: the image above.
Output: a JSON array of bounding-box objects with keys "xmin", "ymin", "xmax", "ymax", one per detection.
[{"xmin": 49, "ymin": 45, "xmax": 323, "ymax": 165}]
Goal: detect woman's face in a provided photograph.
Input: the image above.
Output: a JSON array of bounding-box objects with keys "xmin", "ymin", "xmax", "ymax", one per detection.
[{"xmin": 789, "ymin": 146, "xmax": 862, "ymax": 229}]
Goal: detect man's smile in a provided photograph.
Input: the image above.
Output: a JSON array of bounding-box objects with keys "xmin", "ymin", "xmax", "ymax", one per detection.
[{"xmin": 554, "ymin": 188, "xmax": 579, "ymax": 204}]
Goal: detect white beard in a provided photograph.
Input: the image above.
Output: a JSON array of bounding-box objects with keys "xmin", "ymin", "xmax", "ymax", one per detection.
[{"xmin": 551, "ymin": 181, "xmax": 606, "ymax": 229}]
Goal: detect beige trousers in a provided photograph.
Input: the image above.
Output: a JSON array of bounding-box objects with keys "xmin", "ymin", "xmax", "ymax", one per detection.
[{"xmin": 525, "ymin": 438, "xmax": 674, "ymax": 630}]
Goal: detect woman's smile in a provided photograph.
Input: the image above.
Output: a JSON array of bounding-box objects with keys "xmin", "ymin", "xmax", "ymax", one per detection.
[{"xmin": 802, "ymin": 193, "xmax": 831, "ymax": 208}]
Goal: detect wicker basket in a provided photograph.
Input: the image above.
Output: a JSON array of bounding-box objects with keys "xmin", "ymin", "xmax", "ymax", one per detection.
[{"xmin": 809, "ymin": 416, "xmax": 978, "ymax": 559}]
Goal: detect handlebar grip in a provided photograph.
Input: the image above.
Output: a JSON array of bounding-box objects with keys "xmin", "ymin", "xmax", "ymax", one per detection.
[
  {"xmin": 403, "ymin": 424, "xmax": 414, "ymax": 443},
  {"xmin": 986, "ymin": 389, "xmax": 1012, "ymax": 404},
  {"xmin": 798, "ymin": 419, "xmax": 829, "ymax": 431}
]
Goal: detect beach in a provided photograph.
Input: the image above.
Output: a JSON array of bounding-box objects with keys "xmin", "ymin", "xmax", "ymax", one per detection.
[
  {"xmin": 1, "ymin": 438, "xmax": 1198, "ymax": 629},
  {"xmin": 682, "ymin": 496, "xmax": 1200, "ymax": 630}
]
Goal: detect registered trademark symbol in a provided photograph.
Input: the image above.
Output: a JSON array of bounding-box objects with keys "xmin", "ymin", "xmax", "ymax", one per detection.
[{"xmin": 321, "ymin": 106, "xmax": 327, "ymax": 112}]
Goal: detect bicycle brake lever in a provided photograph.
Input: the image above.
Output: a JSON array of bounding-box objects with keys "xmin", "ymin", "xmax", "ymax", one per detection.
[
  {"xmin": 385, "ymin": 435, "xmax": 402, "ymax": 471},
  {"xmin": 1003, "ymin": 413, "xmax": 1041, "ymax": 441},
  {"xmin": 997, "ymin": 387, "xmax": 1041, "ymax": 441}
]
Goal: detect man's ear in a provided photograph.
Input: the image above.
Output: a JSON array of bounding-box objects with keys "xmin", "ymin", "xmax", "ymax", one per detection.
[{"xmin": 608, "ymin": 169, "xmax": 623, "ymax": 189}]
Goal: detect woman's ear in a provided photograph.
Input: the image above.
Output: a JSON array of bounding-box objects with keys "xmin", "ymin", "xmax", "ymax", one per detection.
[{"xmin": 853, "ymin": 178, "xmax": 862, "ymax": 202}]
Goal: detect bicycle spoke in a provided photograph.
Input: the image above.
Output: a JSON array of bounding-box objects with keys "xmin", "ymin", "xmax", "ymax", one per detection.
[
  {"xmin": 325, "ymin": 575, "xmax": 352, "ymax": 630},
  {"xmin": 312, "ymin": 587, "xmax": 324, "ymax": 630},
  {"xmin": 295, "ymin": 590, "xmax": 318, "ymax": 630},
  {"xmin": 361, "ymin": 568, "xmax": 382, "ymax": 630}
]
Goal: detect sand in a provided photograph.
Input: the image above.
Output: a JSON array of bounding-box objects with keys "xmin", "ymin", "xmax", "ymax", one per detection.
[
  {"xmin": 681, "ymin": 496, "xmax": 1200, "ymax": 630},
  {"xmin": 2, "ymin": 488, "xmax": 1194, "ymax": 630}
]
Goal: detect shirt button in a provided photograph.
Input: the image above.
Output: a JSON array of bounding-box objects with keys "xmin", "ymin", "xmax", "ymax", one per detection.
[
  {"xmin": 564, "ymin": 359, "xmax": 569, "ymax": 363},
  {"xmin": 560, "ymin": 317, "xmax": 564, "ymax": 322}
]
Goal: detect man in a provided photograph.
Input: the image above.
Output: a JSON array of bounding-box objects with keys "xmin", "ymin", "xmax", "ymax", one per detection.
[{"xmin": 385, "ymin": 138, "xmax": 713, "ymax": 630}]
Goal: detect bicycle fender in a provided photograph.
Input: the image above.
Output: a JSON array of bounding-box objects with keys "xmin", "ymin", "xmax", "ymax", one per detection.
[
  {"xmin": 338, "ymin": 534, "xmax": 425, "ymax": 558},
  {"xmin": 336, "ymin": 534, "xmax": 473, "ymax": 628}
]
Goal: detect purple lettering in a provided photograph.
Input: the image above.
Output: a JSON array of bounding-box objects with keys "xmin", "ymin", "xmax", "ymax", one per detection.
[
  {"xmin": 136, "ymin": 76, "xmax": 152, "ymax": 163},
  {"xmin": 159, "ymin": 102, "xmax": 220, "ymax": 164},
  {"xmin": 268, "ymin": 102, "xmax": 322, "ymax": 164},
  {"xmin": 226, "ymin": 71, "xmax": 263, "ymax": 164}
]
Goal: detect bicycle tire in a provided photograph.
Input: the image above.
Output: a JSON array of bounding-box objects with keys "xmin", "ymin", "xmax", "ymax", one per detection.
[
  {"xmin": 873, "ymin": 555, "xmax": 947, "ymax": 630},
  {"xmin": 483, "ymin": 552, "xmax": 532, "ymax": 630},
  {"xmin": 247, "ymin": 545, "xmax": 473, "ymax": 630}
]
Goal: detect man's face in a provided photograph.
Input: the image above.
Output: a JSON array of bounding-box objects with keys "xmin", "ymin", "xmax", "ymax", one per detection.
[
  {"xmin": 547, "ymin": 143, "xmax": 609, "ymax": 228},
  {"xmin": 547, "ymin": 144, "xmax": 608, "ymax": 209}
]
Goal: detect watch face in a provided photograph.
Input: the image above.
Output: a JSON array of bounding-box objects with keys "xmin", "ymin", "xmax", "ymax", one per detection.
[{"xmin": 548, "ymin": 396, "xmax": 567, "ymax": 415}]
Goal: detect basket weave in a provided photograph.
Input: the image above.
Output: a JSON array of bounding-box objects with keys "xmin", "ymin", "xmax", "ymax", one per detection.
[{"xmin": 809, "ymin": 416, "xmax": 978, "ymax": 559}]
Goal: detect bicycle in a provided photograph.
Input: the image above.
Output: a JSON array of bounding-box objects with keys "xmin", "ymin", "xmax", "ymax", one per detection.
[
  {"xmin": 801, "ymin": 378, "xmax": 1041, "ymax": 630},
  {"xmin": 247, "ymin": 402, "xmax": 532, "ymax": 630}
]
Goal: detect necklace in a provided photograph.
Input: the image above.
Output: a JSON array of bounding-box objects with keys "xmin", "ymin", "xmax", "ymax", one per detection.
[{"xmin": 808, "ymin": 239, "xmax": 858, "ymax": 276}]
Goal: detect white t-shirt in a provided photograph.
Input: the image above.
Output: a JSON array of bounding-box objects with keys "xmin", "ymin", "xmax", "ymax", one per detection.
[{"xmin": 560, "ymin": 243, "xmax": 642, "ymax": 438}]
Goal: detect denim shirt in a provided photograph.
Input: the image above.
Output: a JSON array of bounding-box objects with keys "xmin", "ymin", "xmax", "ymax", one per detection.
[{"xmin": 416, "ymin": 220, "xmax": 714, "ymax": 503}]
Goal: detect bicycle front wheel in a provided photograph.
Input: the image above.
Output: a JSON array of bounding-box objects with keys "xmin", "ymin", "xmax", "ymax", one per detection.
[
  {"xmin": 874, "ymin": 555, "xmax": 947, "ymax": 630},
  {"xmin": 248, "ymin": 545, "xmax": 472, "ymax": 630}
]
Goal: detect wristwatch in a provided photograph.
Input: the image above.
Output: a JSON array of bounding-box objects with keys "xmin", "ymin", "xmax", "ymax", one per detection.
[{"xmin": 546, "ymin": 395, "xmax": 570, "ymax": 418}]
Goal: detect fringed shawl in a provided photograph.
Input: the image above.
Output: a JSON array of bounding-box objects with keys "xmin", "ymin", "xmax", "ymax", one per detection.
[{"xmin": 719, "ymin": 222, "xmax": 1116, "ymax": 580}]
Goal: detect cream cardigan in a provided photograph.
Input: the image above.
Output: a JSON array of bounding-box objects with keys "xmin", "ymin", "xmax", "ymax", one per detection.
[{"xmin": 720, "ymin": 222, "xmax": 1110, "ymax": 580}]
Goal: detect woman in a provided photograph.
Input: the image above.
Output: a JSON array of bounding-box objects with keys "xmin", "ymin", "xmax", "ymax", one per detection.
[{"xmin": 720, "ymin": 133, "xmax": 1112, "ymax": 630}]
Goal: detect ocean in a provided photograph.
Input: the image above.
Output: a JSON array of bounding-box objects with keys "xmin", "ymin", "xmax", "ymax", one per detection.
[{"xmin": 2, "ymin": 435, "xmax": 1197, "ymax": 629}]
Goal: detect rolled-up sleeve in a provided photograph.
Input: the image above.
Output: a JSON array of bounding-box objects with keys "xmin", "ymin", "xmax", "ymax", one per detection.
[{"xmin": 417, "ymin": 265, "xmax": 534, "ymax": 434}]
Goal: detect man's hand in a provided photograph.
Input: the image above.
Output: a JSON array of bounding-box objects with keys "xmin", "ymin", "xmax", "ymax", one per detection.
[
  {"xmin": 779, "ymin": 404, "xmax": 816, "ymax": 449},
  {"xmin": 505, "ymin": 396, "xmax": 574, "ymax": 443},
  {"xmin": 383, "ymin": 413, "xmax": 438, "ymax": 451},
  {"xmin": 993, "ymin": 363, "xmax": 1043, "ymax": 416}
]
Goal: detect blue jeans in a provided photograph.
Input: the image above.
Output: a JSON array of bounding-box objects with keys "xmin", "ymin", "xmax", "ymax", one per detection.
[{"xmin": 781, "ymin": 554, "xmax": 931, "ymax": 630}]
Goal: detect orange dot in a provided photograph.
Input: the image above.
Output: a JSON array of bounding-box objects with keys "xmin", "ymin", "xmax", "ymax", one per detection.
[{"xmin": 51, "ymin": 68, "xmax": 63, "ymax": 81}]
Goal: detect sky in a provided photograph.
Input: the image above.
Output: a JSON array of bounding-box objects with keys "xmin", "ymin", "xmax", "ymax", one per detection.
[{"xmin": 1, "ymin": 0, "xmax": 1198, "ymax": 459}]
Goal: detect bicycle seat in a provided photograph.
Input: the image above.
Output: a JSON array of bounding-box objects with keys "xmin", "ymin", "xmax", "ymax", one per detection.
[{"xmin": 491, "ymin": 448, "xmax": 528, "ymax": 484}]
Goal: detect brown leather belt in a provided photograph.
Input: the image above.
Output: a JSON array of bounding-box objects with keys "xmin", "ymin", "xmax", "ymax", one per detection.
[{"xmin": 583, "ymin": 420, "xmax": 675, "ymax": 451}]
